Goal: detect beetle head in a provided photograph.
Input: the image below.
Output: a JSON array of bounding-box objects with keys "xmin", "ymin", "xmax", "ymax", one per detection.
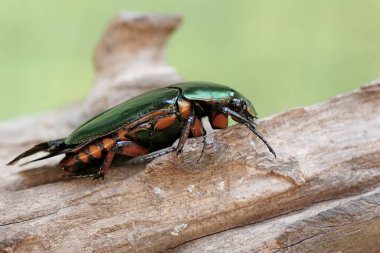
[
  {"xmin": 227, "ymin": 91, "xmax": 257, "ymax": 122},
  {"xmin": 220, "ymin": 90, "xmax": 276, "ymax": 158}
]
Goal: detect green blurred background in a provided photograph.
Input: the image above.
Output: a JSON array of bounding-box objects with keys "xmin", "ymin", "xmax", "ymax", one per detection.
[{"xmin": 1, "ymin": 0, "xmax": 380, "ymax": 121}]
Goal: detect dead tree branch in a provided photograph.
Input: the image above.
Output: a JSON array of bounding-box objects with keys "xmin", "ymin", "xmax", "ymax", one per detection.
[{"xmin": 0, "ymin": 12, "xmax": 379, "ymax": 253}]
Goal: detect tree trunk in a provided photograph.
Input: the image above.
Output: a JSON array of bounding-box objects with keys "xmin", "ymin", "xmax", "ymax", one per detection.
[{"xmin": 0, "ymin": 12, "xmax": 379, "ymax": 253}]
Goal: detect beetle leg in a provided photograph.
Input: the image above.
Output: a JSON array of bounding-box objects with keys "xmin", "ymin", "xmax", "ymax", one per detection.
[
  {"xmin": 191, "ymin": 117, "xmax": 205, "ymax": 137},
  {"xmin": 127, "ymin": 114, "xmax": 197, "ymax": 164},
  {"xmin": 197, "ymin": 135, "xmax": 208, "ymax": 164},
  {"xmin": 93, "ymin": 141, "xmax": 149, "ymax": 180},
  {"xmin": 63, "ymin": 173, "xmax": 97, "ymax": 179},
  {"xmin": 209, "ymin": 113, "xmax": 229, "ymax": 129},
  {"xmin": 125, "ymin": 146, "xmax": 176, "ymax": 165},
  {"xmin": 221, "ymin": 107, "xmax": 276, "ymax": 158},
  {"xmin": 176, "ymin": 114, "xmax": 195, "ymax": 154}
]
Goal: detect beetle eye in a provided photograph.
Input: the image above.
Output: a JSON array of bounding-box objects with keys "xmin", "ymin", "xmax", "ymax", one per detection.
[
  {"xmin": 231, "ymin": 98, "xmax": 242, "ymax": 108},
  {"xmin": 231, "ymin": 98, "xmax": 247, "ymax": 113}
]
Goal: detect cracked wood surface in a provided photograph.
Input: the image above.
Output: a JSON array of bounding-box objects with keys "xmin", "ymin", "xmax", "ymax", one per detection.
[
  {"xmin": 1, "ymin": 11, "xmax": 380, "ymax": 253},
  {"xmin": 171, "ymin": 188, "xmax": 380, "ymax": 253}
]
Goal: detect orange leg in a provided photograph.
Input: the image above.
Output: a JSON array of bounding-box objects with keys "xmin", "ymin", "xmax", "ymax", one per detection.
[
  {"xmin": 127, "ymin": 114, "xmax": 197, "ymax": 164},
  {"xmin": 93, "ymin": 141, "xmax": 148, "ymax": 180},
  {"xmin": 155, "ymin": 114, "xmax": 177, "ymax": 130},
  {"xmin": 210, "ymin": 113, "xmax": 228, "ymax": 129},
  {"xmin": 191, "ymin": 118, "xmax": 205, "ymax": 137}
]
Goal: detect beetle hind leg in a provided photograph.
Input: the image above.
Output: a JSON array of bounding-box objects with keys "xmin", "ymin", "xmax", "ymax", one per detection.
[{"xmin": 93, "ymin": 141, "xmax": 149, "ymax": 180}]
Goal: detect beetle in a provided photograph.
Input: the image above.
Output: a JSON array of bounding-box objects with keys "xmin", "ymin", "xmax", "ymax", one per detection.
[{"xmin": 8, "ymin": 81, "xmax": 276, "ymax": 179}]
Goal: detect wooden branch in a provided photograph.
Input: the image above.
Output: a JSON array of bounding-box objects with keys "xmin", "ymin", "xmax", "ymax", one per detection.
[
  {"xmin": 1, "ymin": 12, "xmax": 380, "ymax": 253},
  {"xmin": 171, "ymin": 188, "xmax": 380, "ymax": 253}
]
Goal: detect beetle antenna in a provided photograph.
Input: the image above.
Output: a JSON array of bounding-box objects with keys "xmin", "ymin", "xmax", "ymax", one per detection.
[
  {"xmin": 221, "ymin": 107, "xmax": 276, "ymax": 158},
  {"xmin": 245, "ymin": 124, "xmax": 276, "ymax": 158}
]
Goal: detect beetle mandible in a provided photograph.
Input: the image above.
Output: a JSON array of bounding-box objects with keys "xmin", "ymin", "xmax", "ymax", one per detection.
[{"xmin": 8, "ymin": 82, "xmax": 276, "ymax": 179}]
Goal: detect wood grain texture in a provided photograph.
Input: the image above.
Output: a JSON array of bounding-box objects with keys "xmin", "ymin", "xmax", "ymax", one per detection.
[
  {"xmin": 1, "ymin": 12, "xmax": 380, "ymax": 253},
  {"xmin": 171, "ymin": 188, "xmax": 380, "ymax": 253}
]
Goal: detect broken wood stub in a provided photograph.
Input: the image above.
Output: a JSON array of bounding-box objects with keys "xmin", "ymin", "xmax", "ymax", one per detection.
[{"xmin": 0, "ymin": 12, "xmax": 182, "ymax": 159}]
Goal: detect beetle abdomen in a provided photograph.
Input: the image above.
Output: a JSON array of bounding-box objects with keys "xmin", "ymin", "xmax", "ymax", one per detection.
[
  {"xmin": 60, "ymin": 138, "xmax": 112, "ymax": 171},
  {"xmin": 60, "ymin": 129, "xmax": 150, "ymax": 172}
]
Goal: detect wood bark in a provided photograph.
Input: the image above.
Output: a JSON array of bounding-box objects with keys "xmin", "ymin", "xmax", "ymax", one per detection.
[{"xmin": 0, "ymin": 12, "xmax": 379, "ymax": 253}]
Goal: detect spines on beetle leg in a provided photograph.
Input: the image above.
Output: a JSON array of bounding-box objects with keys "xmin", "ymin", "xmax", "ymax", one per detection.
[{"xmin": 7, "ymin": 138, "xmax": 67, "ymax": 165}]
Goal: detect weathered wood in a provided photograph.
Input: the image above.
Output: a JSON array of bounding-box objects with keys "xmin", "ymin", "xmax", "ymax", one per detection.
[
  {"xmin": 1, "ymin": 12, "xmax": 380, "ymax": 253},
  {"xmin": 171, "ymin": 188, "xmax": 380, "ymax": 253}
]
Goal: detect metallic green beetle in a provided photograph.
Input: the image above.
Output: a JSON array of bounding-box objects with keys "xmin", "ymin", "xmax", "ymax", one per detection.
[{"xmin": 8, "ymin": 81, "xmax": 276, "ymax": 179}]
